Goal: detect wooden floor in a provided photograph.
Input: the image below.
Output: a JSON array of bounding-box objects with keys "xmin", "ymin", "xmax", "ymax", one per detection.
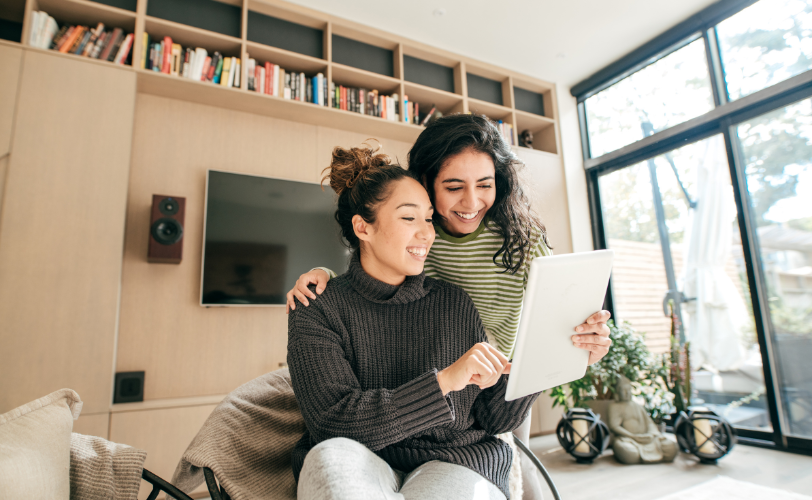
[{"xmin": 528, "ymin": 434, "xmax": 812, "ymax": 500}]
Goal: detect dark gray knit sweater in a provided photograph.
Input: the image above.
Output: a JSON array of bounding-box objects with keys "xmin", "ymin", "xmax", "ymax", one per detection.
[{"xmin": 287, "ymin": 253, "xmax": 539, "ymax": 498}]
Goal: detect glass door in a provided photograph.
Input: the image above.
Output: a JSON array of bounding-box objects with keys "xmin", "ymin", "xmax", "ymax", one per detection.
[
  {"xmin": 736, "ymin": 97, "xmax": 812, "ymax": 440},
  {"xmin": 599, "ymin": 134, "xmax": 769, "ymax": 430}
]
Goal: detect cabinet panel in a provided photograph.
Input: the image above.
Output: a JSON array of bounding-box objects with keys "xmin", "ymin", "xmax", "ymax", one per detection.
[
  {"xmin": 516, "ymin": 148, "xmax": 573, "ymax": 254},
  {"xmin": 0, "ymin": 43, "xmax": 22, "ymax": 157},
  {"xmin": 0, "ymin": 50, "xmax": 135, "ymax": 414},
  {"xmin": 110, "ymin": 404, "xmax": 217, "ymax": 498}
]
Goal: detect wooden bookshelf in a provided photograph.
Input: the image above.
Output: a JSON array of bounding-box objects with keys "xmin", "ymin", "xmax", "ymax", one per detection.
[{"xmin": 17, "ymin": 0, "xmax": 561, "ymax": 153}]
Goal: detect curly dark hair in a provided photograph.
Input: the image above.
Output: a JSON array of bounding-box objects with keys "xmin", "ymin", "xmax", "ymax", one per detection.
[
  {"xmin": 407, "ymin": 114, "xmax": 549, "ymax": 274},
  {"xmin": 322, "ymin": 141, "xmax": 418, "ymax": 252}
]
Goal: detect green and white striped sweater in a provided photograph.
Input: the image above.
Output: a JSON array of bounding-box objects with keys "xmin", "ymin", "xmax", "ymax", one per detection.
[
  {"xmin": 424, "ymin": 219, "xmax": 551, "ymax": 358},
  {"xmin": 317, "ymin": 219, "xmax": 550, "ymax": 358}
]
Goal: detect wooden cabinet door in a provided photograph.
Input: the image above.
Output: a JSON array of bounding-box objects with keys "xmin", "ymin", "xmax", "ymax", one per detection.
[
  {"xmin": 0, "ymin": 51, "xmax": 135, "ymax": 416},
  {"xmin": 515, "ymin": 147, "xmax": 573, "ymax": 255}
]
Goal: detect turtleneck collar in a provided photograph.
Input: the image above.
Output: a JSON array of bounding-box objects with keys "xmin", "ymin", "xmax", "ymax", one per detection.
[{"xmin": 346, "ymin": 251, "xmax": 432, "ymax": 305}]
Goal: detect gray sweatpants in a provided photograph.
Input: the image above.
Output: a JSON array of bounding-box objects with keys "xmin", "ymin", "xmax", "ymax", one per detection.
[{"xmin": 298, "ymin": 437, "xmax": 507, "ymax": 500}]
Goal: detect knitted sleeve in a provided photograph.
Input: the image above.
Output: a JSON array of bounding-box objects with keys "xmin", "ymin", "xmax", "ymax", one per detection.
[
  {"xmin": 471, "ymin": 376, "xmax": 540, "ymax": 435},
  {"xmin": 454, "ymin": 287, "xmax": 540, "ymax": 434},
  {"xmin": 287, "ymin": 301, "xmax": 454, "ymax": 451}
]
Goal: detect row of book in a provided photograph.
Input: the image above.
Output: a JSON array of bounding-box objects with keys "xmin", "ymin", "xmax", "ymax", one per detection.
[
  {"xmin": 245, "ymin": 59, "xmax": 329, "ymax": 106},
  {"xmin": 496, "ymin": 121, "xmax": 515, "ymax": 146},
  {"xmin": 141, "ymin": 34, "xmax": 241, "ymax": 88},
  {"xmin": 28, "ymin": 12, "xmax": 133, "ymax": 64}
]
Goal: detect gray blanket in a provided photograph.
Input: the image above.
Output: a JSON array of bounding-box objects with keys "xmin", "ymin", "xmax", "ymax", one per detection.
[
  {"xmin": 69, "ymin": 433, "xmax": 147, "ymax": 500},
  {"xmin": 170, "ymin": 368, "xmax": 305, "ymax": 500}
]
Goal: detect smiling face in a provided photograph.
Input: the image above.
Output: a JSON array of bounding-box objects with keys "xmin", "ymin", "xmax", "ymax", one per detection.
[
  {"xmin": 430, "ymin": 148, "xmax": 497, "ymax": 237},
  {"xmin": 354, "ymin": 177, "xmax": 436, "ymax": 285}
]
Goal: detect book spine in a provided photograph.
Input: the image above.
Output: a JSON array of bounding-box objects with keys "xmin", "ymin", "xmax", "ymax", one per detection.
[
  {"xmin": 219, "ymin": 56, "xmax": 231, "ymax": 86},
  {"xmin": 258, "ymin": 66, "xmax": 265, "ymax": 93},
  {"xmin": 114, "ymin": 33, "xmax": 133, "ymax": 65},
  {"xmin": 29, "ymin": 11, "xmax": 41, "ymax": 47},
  {"xmin": 273, "ymin": 65, "xmax": 280, "ymax": 97},
  {"xmin": 49, "ymin": 25, "xmax": 68, "ymax": 50},
  {"xmin": 207, "ymin": 52, "xmax": 220, "ymax": 81},
  {"xmin": 246, "ymin": 58, "xmax": 255, "ymax": 90},
  {"xmin": 201, "ymin": 56, "xmax": 212, "ymax": 81},
  {"xmin": 264, "ymin": 62, "xmax": 271, "ymax": 95},
  {"xmin": 57, "ymin": 26, "xmax": 78, "ymax": 53},
  {"xmin": 160, "ymin": 36, "xmax": 171, "ymax": 73}
]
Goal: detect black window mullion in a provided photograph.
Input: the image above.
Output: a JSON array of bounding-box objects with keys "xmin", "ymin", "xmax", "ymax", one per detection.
[
  {"xmin": 577, "ymin": 101, "xmax": 592, "ymax": 160},
  {"xmin": 721, "ymin": 119, "xmax": 788, "ymax": 447},
  {"xmin": 704, "ymin": 27, "xmax": 729, "ymax": 107},
  {"xmin": 587, "ymin": 168, "xmax": 616, "ymax": 318}
]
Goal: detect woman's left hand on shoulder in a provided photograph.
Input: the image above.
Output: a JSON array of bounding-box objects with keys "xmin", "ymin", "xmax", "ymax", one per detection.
[{"xmin": 572, "ymin": 310, "xmax": 612, "ymax": 365}]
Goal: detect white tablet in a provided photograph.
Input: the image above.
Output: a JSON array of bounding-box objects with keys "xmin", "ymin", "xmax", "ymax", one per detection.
[{"xmin": 504, "ymin": 250, "xmax": 614, "ymax": 401}]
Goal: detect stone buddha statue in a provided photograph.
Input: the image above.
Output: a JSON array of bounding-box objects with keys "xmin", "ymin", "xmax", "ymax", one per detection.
[{"xmin": 608, "ymin": 375, "xmax": 677, "ymax": 464}]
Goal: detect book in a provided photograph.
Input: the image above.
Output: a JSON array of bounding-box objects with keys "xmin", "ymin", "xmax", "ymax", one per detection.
[
  {"xmin": 160, "ymin": 36, "xmax": 172, "ymax": 73},
  {"xmin": 49, "ymin": 25, "xmax": 68, "ymax": 50},
  {"xmin": 40, "ymin": 15, "xmax": 59, "ymax": 49},
  {"xmin": 191, "ymin": 48, "xmax": 207, "ymax": 80},
  {"xmin": 81, "ymin": 23, "xmax": 104, "ymax": 57},
  {"xmin": 72, "ymin": 28, "xmax": 92, "ymax": 55},
  {"xmin": 273, "ymin": 65, "xmax": 280, "ymax": 97},
  {"xmin": 225, "ymin": 57, "xmax": 236, "ymax": 87},
  {"xmin": 234, "ymin": 59, "xmax": 240, "ymax": 87},
  {"xmin": 264, "ymin": 62, "xmax": 271, "ymax": 95},
  {"xmin": 201, "ymin": 56, "xmax": 212, "ymax": 81},
  {"xmin": 207, "ymin": 52, "xmax": 221, "ymax": 81},
  {"xmin": 258, "ymin": 66, "xmax": 266, "ymax": 93},
  {"xmin": 114, "ymin": 33, "xmax": 133, "ymax": 65},
  {"xmin": 421, "ymin": 105, "xmax": 436, "ymax": 126},
  {"xmin": 103, "ymin": 28, "xmax": 125, "ymax": 62},
  {"xmin": 170, "ymin": 43, "xmax": 182, "ymax": 74},
  {"xmin": 213, "ymin": 55, "xmax": 224, "ymax": 84},
  {"xmin": 57, "ymin": 26, "xmax": 79, "ymax": 52}
]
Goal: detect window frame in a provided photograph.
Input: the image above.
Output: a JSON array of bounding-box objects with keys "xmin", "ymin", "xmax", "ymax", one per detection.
[{"xmin": 575, "ymin": 0, "xmax": 812, "ymax": 455}]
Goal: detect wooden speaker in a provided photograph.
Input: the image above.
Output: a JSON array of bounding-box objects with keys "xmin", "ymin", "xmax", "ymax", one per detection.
[{"xmin": 148, "ymin": 194, "xmax": 186, "ymax": 264}]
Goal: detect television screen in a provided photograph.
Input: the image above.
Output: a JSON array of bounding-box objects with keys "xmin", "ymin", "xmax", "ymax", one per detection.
[{"xmin": 201, "ymin": 170, "xmax": 349, "ymax": 306}]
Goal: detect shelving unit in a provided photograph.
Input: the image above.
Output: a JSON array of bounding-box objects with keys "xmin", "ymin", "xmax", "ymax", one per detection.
[{"xmin": 13, "ymin": 0, "xmax": 560, "ymax": 154}]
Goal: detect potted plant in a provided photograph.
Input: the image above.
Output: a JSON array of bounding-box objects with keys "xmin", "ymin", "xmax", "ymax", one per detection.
[{"xmin": 548, "ymin": 320, "xmax": 673, "ymax": 427}]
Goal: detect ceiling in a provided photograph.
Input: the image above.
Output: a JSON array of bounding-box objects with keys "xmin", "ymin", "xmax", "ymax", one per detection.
[{"xmin": 285, "ymin": 0, "xmax": 720, "ymax": 90}]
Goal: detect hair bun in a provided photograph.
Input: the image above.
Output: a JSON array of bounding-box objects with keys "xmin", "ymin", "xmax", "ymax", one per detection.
[{"xmin": 323, "ymin": 140, "xmax": 392, "ymax": 197}]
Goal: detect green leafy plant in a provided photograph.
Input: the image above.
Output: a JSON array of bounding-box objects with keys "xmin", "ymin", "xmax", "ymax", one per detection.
[{"xmin": 548, "ymin": 320, "xmax": 673, "ymax": 423}]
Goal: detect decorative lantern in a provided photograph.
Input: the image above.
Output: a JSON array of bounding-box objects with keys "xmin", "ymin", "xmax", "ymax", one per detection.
[
  {"xmin": 674, "ymin": 407, "xmax": 736, "ymax": 464},
  {"xmin": 556, "ymin": 408, "xmax": 610, "ymax": 463}
]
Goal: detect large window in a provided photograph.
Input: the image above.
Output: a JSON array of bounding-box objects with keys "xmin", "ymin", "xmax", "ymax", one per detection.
[
  {"xmin": 718, "ymin": 0, "xmax": 812, "ymax": 101},
  {"xmin": 576, "ymin": 0, "xmax": 812, "ymax": 451},
  {"xmin": 585, "ymin": 39, "xmax": 714, "ymax": 157}
]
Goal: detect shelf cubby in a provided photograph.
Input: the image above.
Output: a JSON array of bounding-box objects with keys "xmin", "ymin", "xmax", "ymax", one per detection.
[
  {"xmin": 514, "ymin": 110, "xmax": 557, "ymax": 154},
  {"xmin": 331, "ymin": 63, "xmax": 400, "ymax": 94},
  {"xmin": 87, "ymin": 0, "xmax": 136, "ymax": 12},
  {"xmin": 245, "ymin": 41, "xmax": 327, "ymax": 75},
  {"xmin": 246, "ymin": 8, "xmax": 324, "ymax": 60},
  {"xmin": 331, "ymin": 25, "xmax": 396, "ymax": 78},
  {"xmin": 1, "ymin": 0, "xmax": 25, "ymax": 42},
  {"xmin": 403, "ymin": 81, "xmax": 464, "ymax": 116},
  {"xmin": 403, "ymin": 54, "xmax": 455, "ymax": 94},
  {"xmin": 144, "ymin": 17, "xmax": 242, "ymax": 58},
  {"xmin": 33, "ymin": 0, "xmax": 136, "ymax": 32},
  {"xmin": 11, "ymin": 0, "xmax": 560, "ymax": 154},
  {"xmin": 146, "ymin": 0, "xmax": 241, "ymax": 39}
]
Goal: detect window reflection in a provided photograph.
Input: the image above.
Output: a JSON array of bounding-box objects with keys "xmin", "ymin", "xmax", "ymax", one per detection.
[
  {"xmin": 600, "ymin": 136, "xmax": 768, "ymax": 430},
  {"xmin": 585, "ymin": 39, "xmax": 713, "ymax": 158},
  {"xmin": 738, "ymin": 98, "xmax": 812, "ymax": 438},
  {"xmin": 718, "ymin": 0, "xmax": 812, "ymax": 100}
]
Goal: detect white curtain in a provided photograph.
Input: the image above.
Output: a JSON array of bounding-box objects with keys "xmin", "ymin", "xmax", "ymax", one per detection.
[{"xmin": 681, "ymin": 137, "xmax": 748, "ymax": 371}]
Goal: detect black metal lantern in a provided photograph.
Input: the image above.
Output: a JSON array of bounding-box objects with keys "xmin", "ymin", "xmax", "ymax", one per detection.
[
  {"xmin": 674, "ymin": 407, "xmax": 736, "ymax": 464},
  {"xmin": 556, "ymin": 408, "xmax": 610, "ymax": 463}
]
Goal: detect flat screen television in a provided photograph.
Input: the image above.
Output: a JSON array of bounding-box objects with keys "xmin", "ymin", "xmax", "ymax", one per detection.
[{"xmin": 201, "ymin": 170, "xmax": 349, "ymax": 306}]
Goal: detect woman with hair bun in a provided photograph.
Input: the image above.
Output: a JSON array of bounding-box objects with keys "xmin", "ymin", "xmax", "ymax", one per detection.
[
  {"xmin": 288, "ymin": 142, "xmax": 538, "ymax": 500},
  {"xmin": 288, "ymin": 115, "xmax": 613, "ymax": 499}
]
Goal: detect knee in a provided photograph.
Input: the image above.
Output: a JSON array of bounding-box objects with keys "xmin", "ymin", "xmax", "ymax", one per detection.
[
  {"xmin": 612, "ymin": 440, "xmax": 640, "ymax": 464},
  {"xmin": 660, "ymin": 436, "xmax": 677, "ymax": 461},
  {"xmin": 307, "ymin": 437, "xmax": 365, "ymax": 464}
]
